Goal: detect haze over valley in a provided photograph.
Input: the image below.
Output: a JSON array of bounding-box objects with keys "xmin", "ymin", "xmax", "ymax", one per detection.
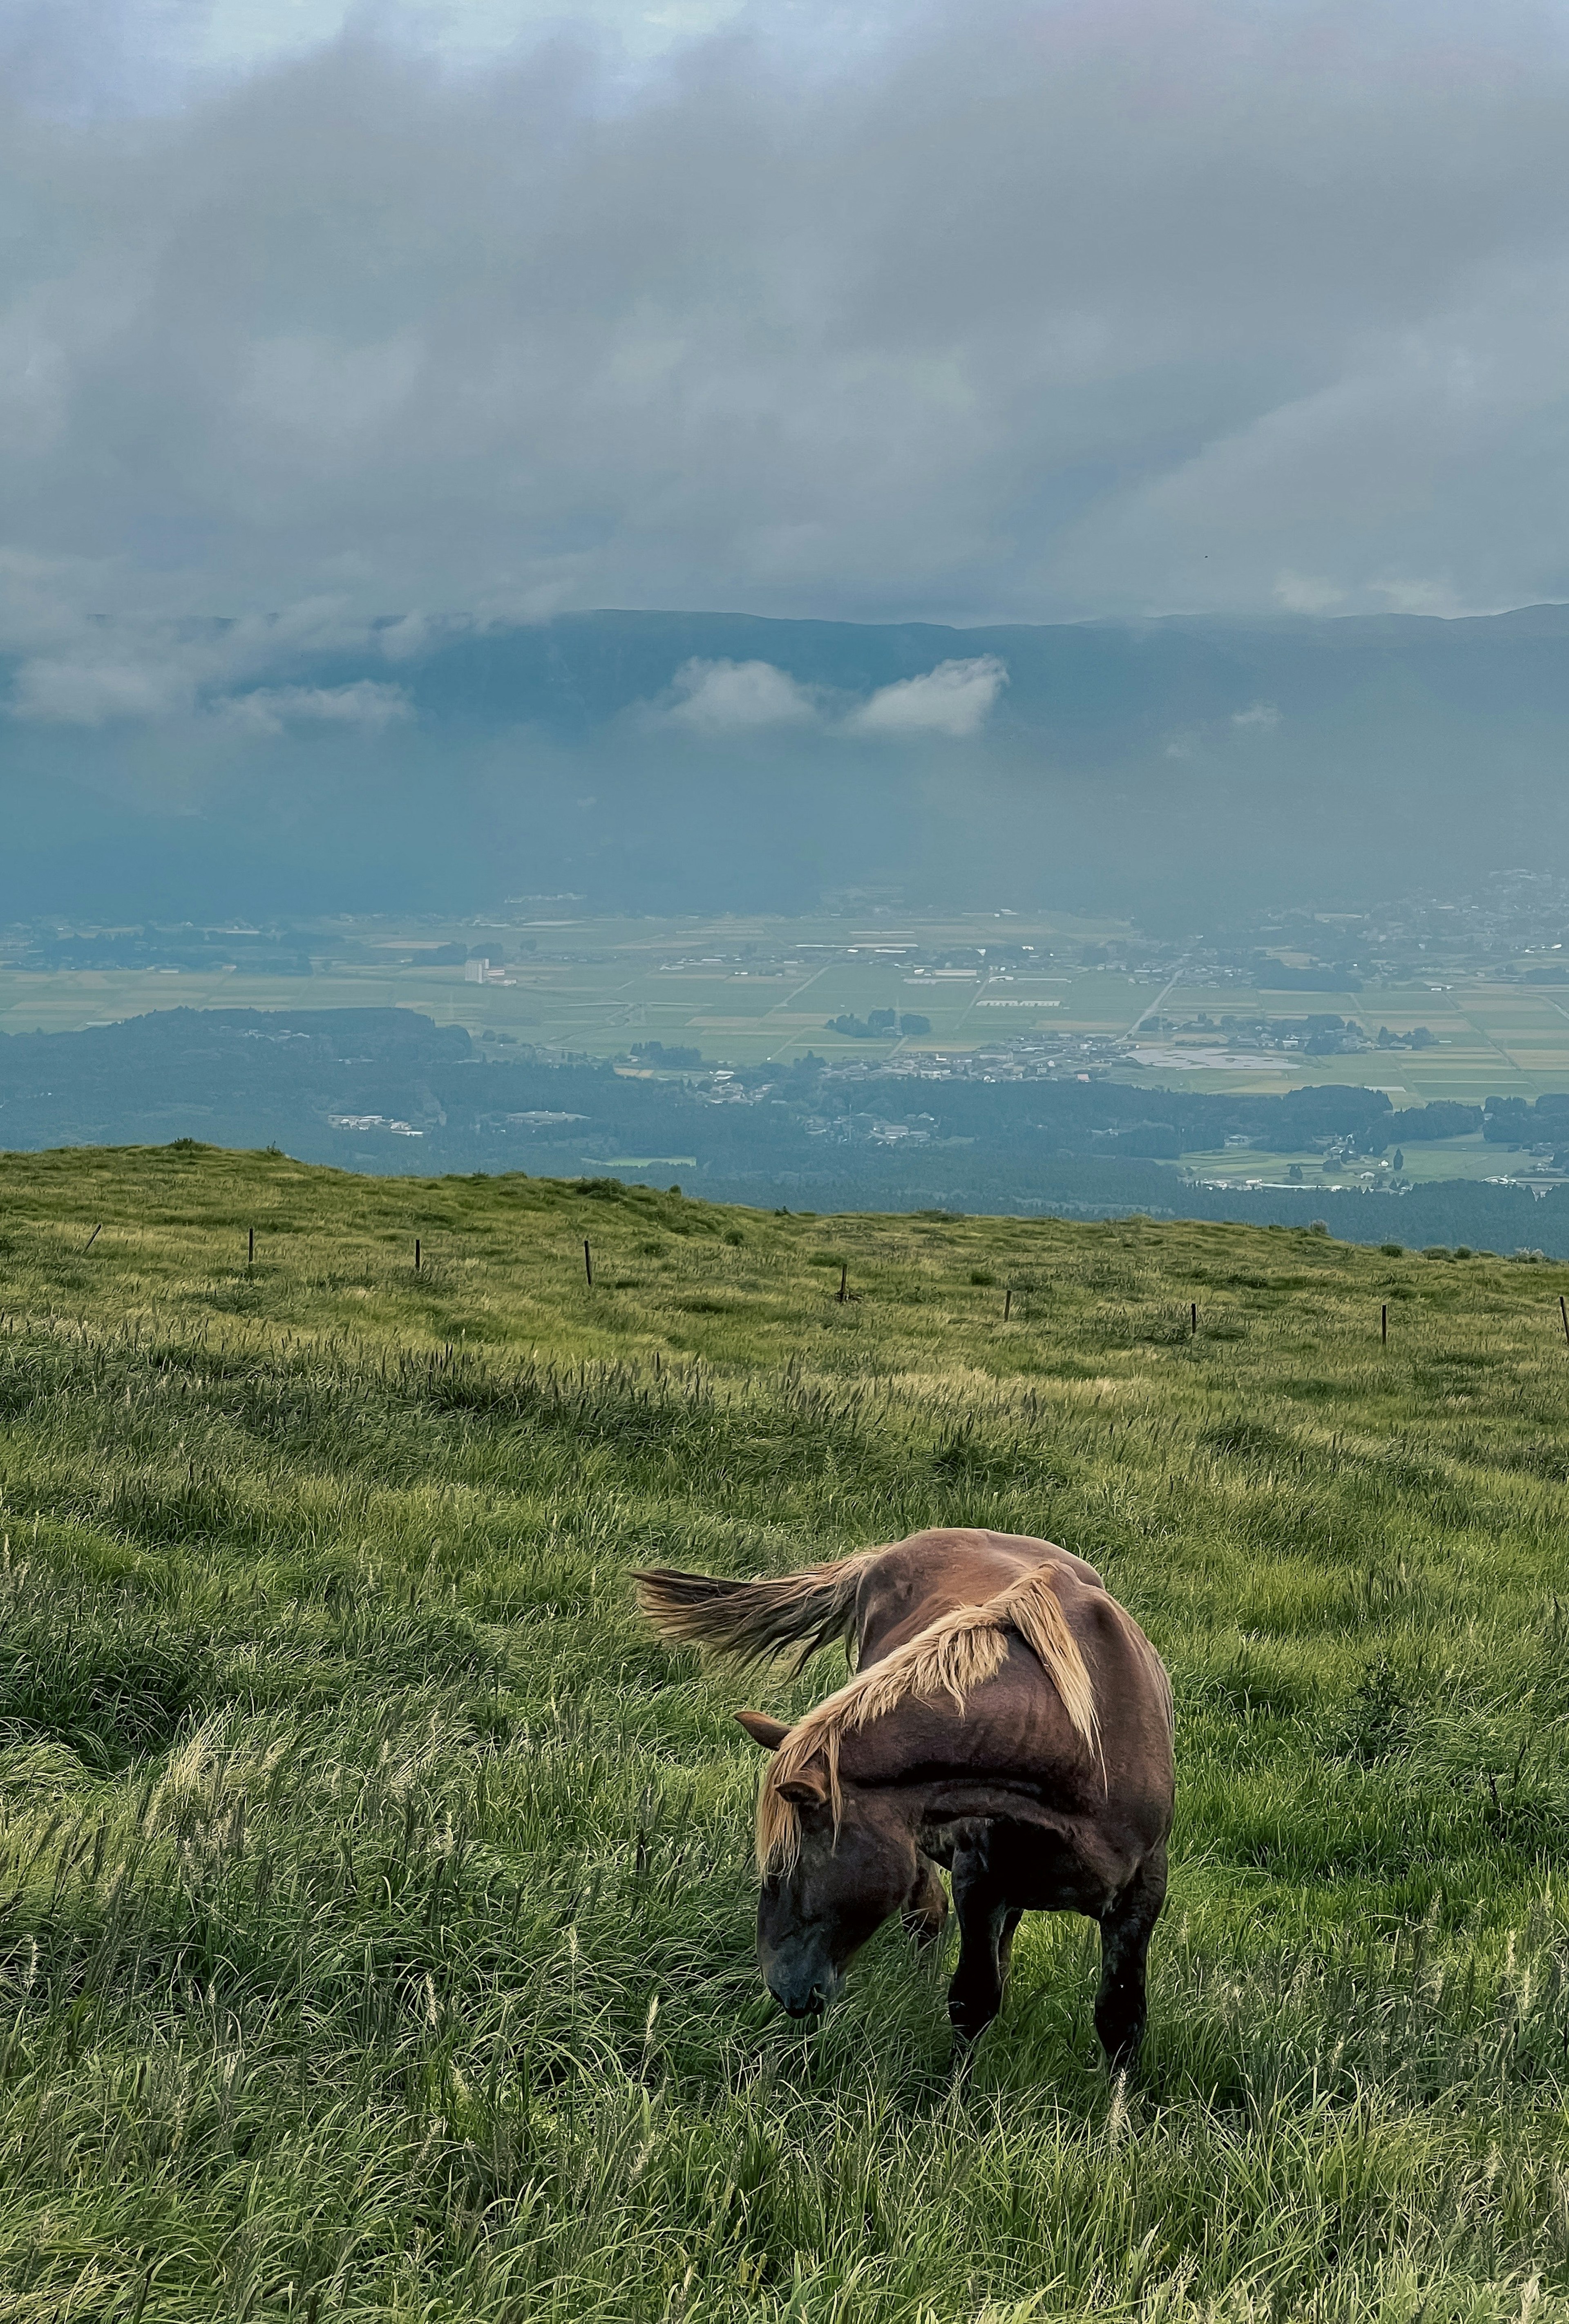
[{"xmin": 12, "ymin": 603, "xmax": 1569, "ymax": 927}]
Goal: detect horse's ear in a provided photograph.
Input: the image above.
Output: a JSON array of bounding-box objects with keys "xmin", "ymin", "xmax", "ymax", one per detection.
[
  {"xmin": 776, "ymin": 1762, "xmax": 830, "ymax": 1807},
  {"xmin": 735, "ymin": 1710, "xmax": 790, "ymax": 1751}
]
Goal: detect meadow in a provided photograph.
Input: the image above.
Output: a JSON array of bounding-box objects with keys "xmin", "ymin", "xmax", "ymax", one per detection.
[{"xmin": 1, "ymin": 1145, "xmax": 1569, "ymax": 2318}]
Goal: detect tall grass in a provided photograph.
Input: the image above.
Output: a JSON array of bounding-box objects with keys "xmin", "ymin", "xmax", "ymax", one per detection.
[{"xmin": 0, "ymin": 1146, "xmax": 1567, "ymax": 2315}]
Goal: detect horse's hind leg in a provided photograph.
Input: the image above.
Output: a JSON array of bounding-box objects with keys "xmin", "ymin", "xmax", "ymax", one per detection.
[
  {"xmin": 901, "ymin": 1852, "xmax": 949, "ymax": 1947},
  {"xmin": 1094, "ymin": 1847, "xmax": 1167, "ymax": 2073}
]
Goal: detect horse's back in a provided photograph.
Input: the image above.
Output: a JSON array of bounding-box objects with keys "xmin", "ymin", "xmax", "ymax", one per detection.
[
  {"xmin": 855, "ymin": 1527, "xmax": 1102, "ymax": 1663},
  {"xmin": 853, "ymin": 1526, "xmax": 1173, "ymax": 1848}
]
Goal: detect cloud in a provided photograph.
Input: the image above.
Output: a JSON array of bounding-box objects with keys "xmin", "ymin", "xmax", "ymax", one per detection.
[
  {"xmin": 1231, "ymin": 703, "xmax": 1281, "ymax": 731},
  {"xmin": 650, "ymin": 652, "xmax": 1009, "ymax": 738},
  {"xmin": 3, "ymin": 3, "xmax": 1569, "ymax": 624},
  {"xmin": 662, "ymin": 658, "xmax": 820, "ymax": 733},
  {"xmin": 1274, "ymin": 573, "xmax": 1345, "ymax": 616},
  {"xmin": 219, "ymin": 682, "xmax": 413, "ymax": 736},
  {"xmin": 1, "ymin": 582, "xmax": 414, "ymax": 726},
  {"xmin": 847, "ymin": 657, "xmax": 1007, "ymax": 739},
  {"xmin": 11, "ymin": 655, "xmax": 195, "ymax": 725}
]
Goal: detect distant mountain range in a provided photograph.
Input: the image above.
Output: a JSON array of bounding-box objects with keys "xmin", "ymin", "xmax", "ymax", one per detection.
[{"xmin": 7, "ymin": 603, "xmax": 1569, "ymax": 923}]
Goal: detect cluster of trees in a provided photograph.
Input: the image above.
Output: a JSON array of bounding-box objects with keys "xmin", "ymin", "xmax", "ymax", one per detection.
[
  {"xmin": 824, "ymin": 1010, "xmax": 932, "ymax": 1039},
  {"xmin": 5, "ymin": 1005, "xmax": 1569, "ymax": 1253},
  {"xmin": 1480, "ymin": 1094, "xmax": 1569, "ymax": 1146},
  {"xmin": 1245, "ymin": 957, "xmax": 1363, "ymax": 991},
  {"xmin": 12, "ymin": 928, "xmax": 319, "ymax": 976}
]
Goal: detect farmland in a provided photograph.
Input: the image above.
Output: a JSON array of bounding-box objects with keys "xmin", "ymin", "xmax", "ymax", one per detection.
[
  {"xmin": 10, "ymin": 908, "xmax": 1569, "ymax": 1101},
  {"xmin": 0, "ymin": 1146, "xmax": 1567, "ymax": 2316}
]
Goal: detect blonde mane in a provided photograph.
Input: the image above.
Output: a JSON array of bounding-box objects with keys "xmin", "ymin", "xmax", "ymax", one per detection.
[{"xmin": 758, "ymin": 1564, "xmax": 1100, "ymax": 1873}]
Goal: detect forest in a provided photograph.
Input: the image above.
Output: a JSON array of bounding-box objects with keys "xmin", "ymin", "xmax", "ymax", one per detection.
[{"xmin": 3, "ymin": 1006, "xmax": 1569, "ymax": 1253}]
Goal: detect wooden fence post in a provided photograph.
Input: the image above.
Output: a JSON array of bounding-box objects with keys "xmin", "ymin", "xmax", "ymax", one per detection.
[
  {"xmin": 248, "ymin": 1227, "xmax": 255, "ymax": 1268},
  {"xmin": 838, "ymin": 1263, "xmax": 848, "ymax": 1304},
  {"xmin": 1004, "ymin": 1286, "xmax": 1012, "ymax": 1322},
  {"xmin": 414, "ymin": 1238, "xmax": 421, "ymax": 1273},
  {"xmin": 584, "ymin": 1240, "xmax": 593, "ymax": 1289},
  {"xmin": 1381, "ymin": 1303, "xmax": 1387, "ymax": 1345},
  {"xmin": 1560, "ymin": 1293, "xmax": 1568, "ymax": 1348},
  {"xmin": 1190, "ymin": 1302, "xmax": 1198, "ymax": 1339}
]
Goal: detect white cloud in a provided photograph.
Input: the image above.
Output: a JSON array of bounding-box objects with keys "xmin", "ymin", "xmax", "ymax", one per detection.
[
  {"xmin": 648, "ymin": 652, "xmax": 1009, "ymax": 740},
  {"xmin": 220, "ymin": 681, "xmax": 413, "ymax": 735},
  {"xmin": 847, "ymin": 657, "xmax": 1007, "ymax": 740},
  {"xmin": 378, "ymin": 612, "xmax": 432, "ymax": 662},
  {"xmin": 0, "ymin": 580, "xmax": 415, "ymax": 727},
  {"xmin": 1231, "ymin": 703, "xmax": 1281, "ymax": 731},
  {"xmin": 662, "ymin": 659, "xmax": 820, "ymax": 733},
  {"xmin": 11, "ymin": 655, "xmax": 195, "ymax": 725},
  {"xmin": 1274, "ymin": 573, "xmax": 1345, "ymax": 615},
  {"xmin": 1372, "ymin": 577, "xmax": 1468, "ymax": 616}
]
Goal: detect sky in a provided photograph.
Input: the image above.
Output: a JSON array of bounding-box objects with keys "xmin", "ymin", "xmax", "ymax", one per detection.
[{"xmin": 4, "ymin": 0, "xmax": 1569, "ymax": 654}]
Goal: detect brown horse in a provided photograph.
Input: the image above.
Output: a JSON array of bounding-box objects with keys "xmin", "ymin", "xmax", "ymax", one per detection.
[{"xmin": 637, "ymin": 1527, "xmax": 1173, "ymax": 2062}]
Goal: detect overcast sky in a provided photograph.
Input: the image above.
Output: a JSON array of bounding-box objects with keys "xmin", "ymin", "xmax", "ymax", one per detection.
[{"xmin": 5, "ymin": 0, "xmax": 1569, "ymax": 637}]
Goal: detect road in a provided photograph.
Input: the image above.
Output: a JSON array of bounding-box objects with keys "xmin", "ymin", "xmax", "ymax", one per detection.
[{"xmin": 1126, "ymin": 965, "xmax": 1188, "ymax": 1040}]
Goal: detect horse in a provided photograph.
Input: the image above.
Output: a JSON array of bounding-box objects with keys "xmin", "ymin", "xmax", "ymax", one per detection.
[{"xmin": 636, "ymin": 1526, "xmax": 1173, "ymax": 2063}]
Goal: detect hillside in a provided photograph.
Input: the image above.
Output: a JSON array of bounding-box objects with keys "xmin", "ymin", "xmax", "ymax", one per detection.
[
  {"xmin": 1, "ymin": 1148, "xmax": 1568, "ymax": 2317},
  {"xmin": 11, "ymin": 1008, "xmax": 1569, "ymax": 1255}
]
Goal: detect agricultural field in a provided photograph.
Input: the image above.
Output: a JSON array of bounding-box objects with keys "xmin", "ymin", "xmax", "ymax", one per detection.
[
  {"xmin": 9, "ymin": 912, "xmax": 1569, "ymax": 1105},
  {"xmin": 0, "ymin": 1147, "xmax": 1568, "ymax": 2317},
  {"xmin": 1127, "ymin": 983, "xmax": 1569, "ymax": 1105},
  {"xmin": 0, "ymin": 911, "xmax": 1127, "ymax": 1067},
  {"xmin": 1179, "ymin": 1132, "xmax": 1560, "ymax": 1192}
]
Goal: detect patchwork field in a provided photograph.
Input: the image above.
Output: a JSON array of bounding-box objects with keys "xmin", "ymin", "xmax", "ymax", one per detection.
[
  {"xmin": 1180, "ymin": 1132, "xmax": 1560, "ymax": 1191},
  {"xmin": 8, "ymin": 914, "xmax": 1569, "ymax": 1103},
  {"xmin": 0, "ymin": 1147, "xmax": 1568, "ymax": 2317},
  {"xmin": 0, "ymin": 912, "xmax": 1125, "ymax": 1065}
]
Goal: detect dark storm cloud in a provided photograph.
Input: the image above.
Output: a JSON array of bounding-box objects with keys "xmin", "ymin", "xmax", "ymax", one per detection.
[{"xmin": 4, "ymin": 0, "xmax": 1569, "ymax": 666}]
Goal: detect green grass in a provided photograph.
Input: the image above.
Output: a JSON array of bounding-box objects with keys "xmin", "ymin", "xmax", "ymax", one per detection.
[{"xmin": 2, "ymin": 1144, "xmax": 1569, "ymax": 2317}]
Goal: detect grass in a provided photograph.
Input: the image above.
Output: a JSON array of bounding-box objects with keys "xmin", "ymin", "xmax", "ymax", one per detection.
[{"xmin": 1, "ymin": 1144, "xmax": 1569, "ymax": 2317}]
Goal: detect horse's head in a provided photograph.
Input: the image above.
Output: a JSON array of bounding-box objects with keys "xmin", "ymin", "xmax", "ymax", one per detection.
[{"xmin": 736, "ymin": 1710, "xmax": 920, "ymax": 2018}]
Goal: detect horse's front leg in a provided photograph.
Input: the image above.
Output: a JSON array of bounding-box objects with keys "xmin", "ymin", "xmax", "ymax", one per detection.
[
  {"xmin": 947, "ymin": 1849, "xmax": 1012, "ymax": 2040},
  {"xmin": 900, "ymin": 1851, "xmax": 949, "ymax": 1947}
]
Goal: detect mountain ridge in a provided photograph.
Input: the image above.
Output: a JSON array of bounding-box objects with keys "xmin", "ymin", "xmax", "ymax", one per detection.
[{"xmin": 7, "ymin": 601, "xmax": 1569, "ymax": 921}]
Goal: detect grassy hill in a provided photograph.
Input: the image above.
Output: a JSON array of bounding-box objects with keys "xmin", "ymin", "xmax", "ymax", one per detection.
[{"xmin": 2, "ymin": 1145, "xmax": 1569, "ymax": 2319}]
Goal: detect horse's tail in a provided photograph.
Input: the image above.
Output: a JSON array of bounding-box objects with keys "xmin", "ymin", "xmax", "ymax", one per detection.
[{"xmin": 633, "ymin": 1551, "xmax": 874, "ymax": 1672}]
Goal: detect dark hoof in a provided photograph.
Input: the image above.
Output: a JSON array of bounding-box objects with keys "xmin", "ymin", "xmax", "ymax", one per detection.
[{"xmin": 948, "ymin": 2002, "xmax": 997, "ymax": 2044}]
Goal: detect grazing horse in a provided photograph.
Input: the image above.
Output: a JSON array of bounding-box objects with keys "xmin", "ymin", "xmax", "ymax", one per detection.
[{"xmin": 636, "ymin": 1527, "xmax": 1173, "ymax": 2062}]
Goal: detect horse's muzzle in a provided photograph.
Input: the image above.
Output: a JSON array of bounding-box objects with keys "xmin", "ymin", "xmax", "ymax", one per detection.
[{"xmin": 765, "ymin": 1964, "xmax": 840, "ymax": 2018}]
